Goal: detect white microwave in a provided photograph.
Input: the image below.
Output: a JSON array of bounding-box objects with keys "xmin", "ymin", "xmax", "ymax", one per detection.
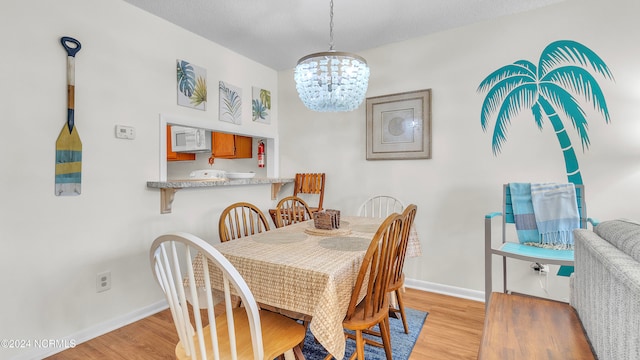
[{"xmin": 170, "ymin": 126, "xmax": 211, "ymax": 153}]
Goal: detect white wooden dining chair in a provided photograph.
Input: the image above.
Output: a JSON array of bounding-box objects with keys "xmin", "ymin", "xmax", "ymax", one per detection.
[
  {"xmin": 358, "ymin": 195, "xmax": 404, "ymax": 218},
  {"xmin": 150, "ymin": 232, "xmax": 305, "ymax": 360}
]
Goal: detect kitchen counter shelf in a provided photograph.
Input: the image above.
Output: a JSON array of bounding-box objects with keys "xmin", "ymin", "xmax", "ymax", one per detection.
[{"xmin": 147, "ymin": 177, "xmax": 294, "ymax": 214}]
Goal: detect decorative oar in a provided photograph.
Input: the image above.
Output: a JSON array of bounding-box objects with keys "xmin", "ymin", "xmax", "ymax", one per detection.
[{"xmin": 55, "ymin": 36, "xmax": 82, "ymax": 196}]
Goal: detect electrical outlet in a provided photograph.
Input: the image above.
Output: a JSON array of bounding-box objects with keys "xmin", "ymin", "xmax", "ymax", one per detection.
[
  {"xmin": 531, "ymin": 263, "xmax": 549, "ymax": 274},
  {"xmin": 96, "ymin": 271, "xmax": 111, "ymax": 292}
]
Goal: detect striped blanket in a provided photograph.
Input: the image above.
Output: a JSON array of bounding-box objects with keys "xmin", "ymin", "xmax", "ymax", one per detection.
[{"xmin": 509, "ymin": 182, "xmax": 580, "ymax": 249}]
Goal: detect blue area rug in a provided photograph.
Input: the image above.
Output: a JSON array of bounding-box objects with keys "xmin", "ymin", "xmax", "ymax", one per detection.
[{"xmin": 301, "ymin": 307, "xmax": 428, "ymax": 359}]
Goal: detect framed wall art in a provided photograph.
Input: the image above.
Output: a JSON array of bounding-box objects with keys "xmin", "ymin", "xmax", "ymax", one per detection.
[
  {"xmin": 366, "ymin": 89, "xmax": 432, "ymax": 160},
  {"xmin": 176, "ymin": 59, "xmax": 207, "ymax": 111},
  {"xmin": 219, "ymin": 81, "xmax": 242, "ymax": 124},
  {"xmin": 252, "ymin": 86, "xmax": 271, "ymax": 124}
]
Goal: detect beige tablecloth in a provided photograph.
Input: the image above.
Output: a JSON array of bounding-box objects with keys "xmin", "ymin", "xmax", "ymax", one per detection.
[{"xmin": 193, "ymin": 216, "xmax": 421, "ymax": 358}]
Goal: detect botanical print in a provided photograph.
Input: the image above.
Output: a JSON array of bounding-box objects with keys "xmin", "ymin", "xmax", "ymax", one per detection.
[
  {"xmin": 478, "ymin": 40, "xmax": 614, "ymax": 185},
  {"xmin": 176, "ymin": 60, "xmax": 207, "ymax": 110},
  {"xmin": 219, "ymin": 81, "xmax": 242, "ymax": 124},
  {"xmin": 252, "ymin": 87, "xmax": 271, "ymax": 124}
]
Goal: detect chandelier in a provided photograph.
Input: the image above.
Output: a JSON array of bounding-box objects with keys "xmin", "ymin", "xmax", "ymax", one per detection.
[{"xmin": 294, "ymin": 0, "xmax": 370, "ymax": 112}]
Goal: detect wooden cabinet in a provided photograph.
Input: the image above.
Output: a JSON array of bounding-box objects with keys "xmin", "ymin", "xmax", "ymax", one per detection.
[
  {"xmin": 166, "ymin": 125, "xmax": 196, "ymax": 161},
  {"xmin": 211, "ymin": 132, "xmax": 252, "ymax": 159}
]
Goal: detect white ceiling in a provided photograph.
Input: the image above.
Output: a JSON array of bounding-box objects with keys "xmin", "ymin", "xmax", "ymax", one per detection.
[{"xmin": 123, "ymin": 0, "xmax": 566, "ymax": 71}]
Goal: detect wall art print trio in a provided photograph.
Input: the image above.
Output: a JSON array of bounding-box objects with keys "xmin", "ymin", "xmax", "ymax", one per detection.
[{"xmin": 176, "ymin": 59, "xmax": 271, "ymax": 125}]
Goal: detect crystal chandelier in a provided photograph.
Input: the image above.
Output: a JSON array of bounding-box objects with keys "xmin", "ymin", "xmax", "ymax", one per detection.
[{"xmin": 294, "ymin": 0, "xmax": 370, "ymax": 112}]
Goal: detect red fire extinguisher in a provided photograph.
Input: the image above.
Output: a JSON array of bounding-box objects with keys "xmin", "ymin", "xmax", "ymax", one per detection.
[{"xmin": 257, "ymin": 140, "xmax": 265, "ymax": 168}]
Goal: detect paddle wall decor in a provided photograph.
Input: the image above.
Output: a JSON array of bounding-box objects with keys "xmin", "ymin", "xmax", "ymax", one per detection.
[
  {"xmin": 477, "ymin": 40, "xmax": 614, "ymax": 185},
  {"xmin": 55, "ymin": 36, "xmax": 83, "ymax": 196},
  {"xmin": 176, "ymin": 59, "xmax": 207, "ymax": 110}
]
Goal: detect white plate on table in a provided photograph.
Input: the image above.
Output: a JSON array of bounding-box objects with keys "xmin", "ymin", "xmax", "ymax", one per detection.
[{"xmin": 226, "ymin": 172, "xmax": 256, "ymax": 179}]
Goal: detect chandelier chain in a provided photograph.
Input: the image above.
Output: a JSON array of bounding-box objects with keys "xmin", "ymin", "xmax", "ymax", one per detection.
[{"xmin": 329, "ymin": 0, "xmax": 334, "ymax": 51}]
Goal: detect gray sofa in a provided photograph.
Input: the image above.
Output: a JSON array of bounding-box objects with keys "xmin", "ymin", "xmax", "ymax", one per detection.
[{"xmin": 571, "ymin": 219, "xmax": 640, "ymax": 360}]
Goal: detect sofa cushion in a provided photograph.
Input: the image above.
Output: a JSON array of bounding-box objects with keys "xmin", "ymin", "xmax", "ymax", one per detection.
[{"xmin": 594, "ymin": 219, "xmax": 640, "ymax": 262}]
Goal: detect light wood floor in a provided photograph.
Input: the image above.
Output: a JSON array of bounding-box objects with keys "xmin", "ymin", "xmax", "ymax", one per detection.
[{"xmin": 46, "ymin": 288, "xmax": 485, "ymax": 359}]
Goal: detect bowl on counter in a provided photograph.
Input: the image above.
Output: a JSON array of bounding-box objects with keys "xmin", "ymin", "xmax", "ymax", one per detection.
[{"xmin": 226, "ymin": 172, "xmax": 256, "ymax": 179}]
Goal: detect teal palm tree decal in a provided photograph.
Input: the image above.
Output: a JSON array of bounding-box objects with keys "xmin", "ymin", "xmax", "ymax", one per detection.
[
  {"xmin": 177, "ymin": 60, "xmax": 196, "ymax": 97},
  {"xmin": 478, "ymin": 40, "xmax": 613, "ymax": 185}
]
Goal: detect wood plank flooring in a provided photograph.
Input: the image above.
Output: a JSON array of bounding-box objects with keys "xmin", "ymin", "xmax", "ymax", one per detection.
[{"xmin": 46, "ymin": 288, "xmax": 485, "ymax": 359}]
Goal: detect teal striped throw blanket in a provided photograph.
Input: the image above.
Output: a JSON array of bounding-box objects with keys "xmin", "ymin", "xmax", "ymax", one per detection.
[
  {"xmin": 509, "ymin": 182, "xmax": 580, "ymax": 249},
  {"xmin": 509, "ymin": 183, "xmax": 539, "ymax": 244},
  {"xmin": 531, "ymin": 183, "xmax": 579, "ymax": 248}
]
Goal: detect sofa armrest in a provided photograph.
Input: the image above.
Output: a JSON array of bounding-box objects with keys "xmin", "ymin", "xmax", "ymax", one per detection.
[{"xmin": 571, "ymin": 228, "xmax": 640, "ymax": 360}]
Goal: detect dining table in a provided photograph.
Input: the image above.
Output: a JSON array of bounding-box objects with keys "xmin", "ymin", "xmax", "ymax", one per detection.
[{"xmin": 192, "ymin": 215, "xmax": 422, "ymax": 358}]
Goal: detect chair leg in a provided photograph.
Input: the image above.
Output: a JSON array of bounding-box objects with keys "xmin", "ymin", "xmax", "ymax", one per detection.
[
  {"xmin": 395, "ymin": 289, "xmax": 409, "ymax": 334},
  {"xmin": 380, "ymin": 317, "xmax": 393, "ymax": 360},
  {"xmin": 292, "ymin": 345, "xmax": 305, "ymax": 360},
  {"xmin": 298, "ymin": 319, "xmax": 310, "ymax": 350},
  {"xmin": 485, "ymin": 245, "xmax": 492, "ymax": 307},
  {"xmin": 502, "ymin": 256, "xmax": 508, "ymax": 295},
  {"xmin": 355, "ymin": 330, "xmax": 365, "ymax": 360}
]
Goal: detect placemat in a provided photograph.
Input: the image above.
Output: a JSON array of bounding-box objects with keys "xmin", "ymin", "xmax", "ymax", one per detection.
[
  {"xmin": 319, "ymin": 237, "xmax": 370, "ymax": 251},
  {"xmin": 252, "ymin": 231, "xmax": 308, "ymax": 244}
]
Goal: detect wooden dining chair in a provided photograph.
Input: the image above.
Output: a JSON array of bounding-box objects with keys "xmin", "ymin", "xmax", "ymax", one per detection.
[
  {"xmin": 274, "ymin": 196, "xmax": 312, "ymax": 228},
  {"xmin": 328, "ymin": 213, "xmax": 404, "ymax": 360},
  {"xmin": 269, "ymin": 173, "xmax": 325, "ymax": 224},
  {"xmin": 219, "ymin": 202, "xmax": 270, "ymax": 242},
  {"xmin": 358, "ymin": 195, "xmax": 404, "ymax": 218},
  {"xmin": 293, "ymin": 173, "xmax": 326, "ymax": 213},
  {"xmin": 150, "ymin": 232, "xmax": 306, "ymax": 360},
  {"xmin": 388, "ymin": 204, "xmax": 417, "ymax": 334},
  {"xmin": 360, "ymin": 205, "xmax": 417, "ymax": 345}
]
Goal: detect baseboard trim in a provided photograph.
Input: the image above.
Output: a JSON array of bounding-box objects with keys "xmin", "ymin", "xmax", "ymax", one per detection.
[
  {"xmin": 405, "ymin": 278, "xmax": 485, "ymax": 303},
  {"xmin": 11, "ymin": 300, "xmax": 168, "ymax": 360},
  {"xmin": 11, "ymin": 281, "xmax": 483, "ymax": 359}
]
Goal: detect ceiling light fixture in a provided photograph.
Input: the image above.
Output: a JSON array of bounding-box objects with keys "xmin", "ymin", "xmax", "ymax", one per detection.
[{"xmin": 294, "ymin": 0, "xmax": 370, "ymax": 112}]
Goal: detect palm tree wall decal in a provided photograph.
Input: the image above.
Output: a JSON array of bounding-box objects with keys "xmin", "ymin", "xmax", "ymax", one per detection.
[{"xmin": 477, "ymin": 40, "xmax": 614, "ymax": 185}]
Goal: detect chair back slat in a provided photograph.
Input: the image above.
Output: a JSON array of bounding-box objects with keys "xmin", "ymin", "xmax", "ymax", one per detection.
[
  {"xmin": 391, "ymin": 205, "xmax": 417, "ymax": 286},
  {"xmin": 503, "ymin": 184, "xmax": 586, "ymax": 227},
  {"xmin": 274, "ymin": 196, "xmax": 312, "ymax": 228},
  {"xmin": 358, "ymin": 195, "xmax": 405, "ymax": 218},
  {"xmin": 293, "ymin": 173, "xmax": 326, "ymax": 211},
  {"xmin": 219, "ymin": 202, "xmax": 270, "ymax": 242}
]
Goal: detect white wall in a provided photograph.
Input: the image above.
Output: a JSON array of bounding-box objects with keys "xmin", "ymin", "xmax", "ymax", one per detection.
[
  {"xmin": 278, "ymin": 0, "xmax": 640, "ymax": 301},
  {"xmin": 0, "ymin": 1, "xmax": 279, "ymax": 359},
  {"xmin": 3, "ymin": 0, "xmax": 640, "ymax": 358}
]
